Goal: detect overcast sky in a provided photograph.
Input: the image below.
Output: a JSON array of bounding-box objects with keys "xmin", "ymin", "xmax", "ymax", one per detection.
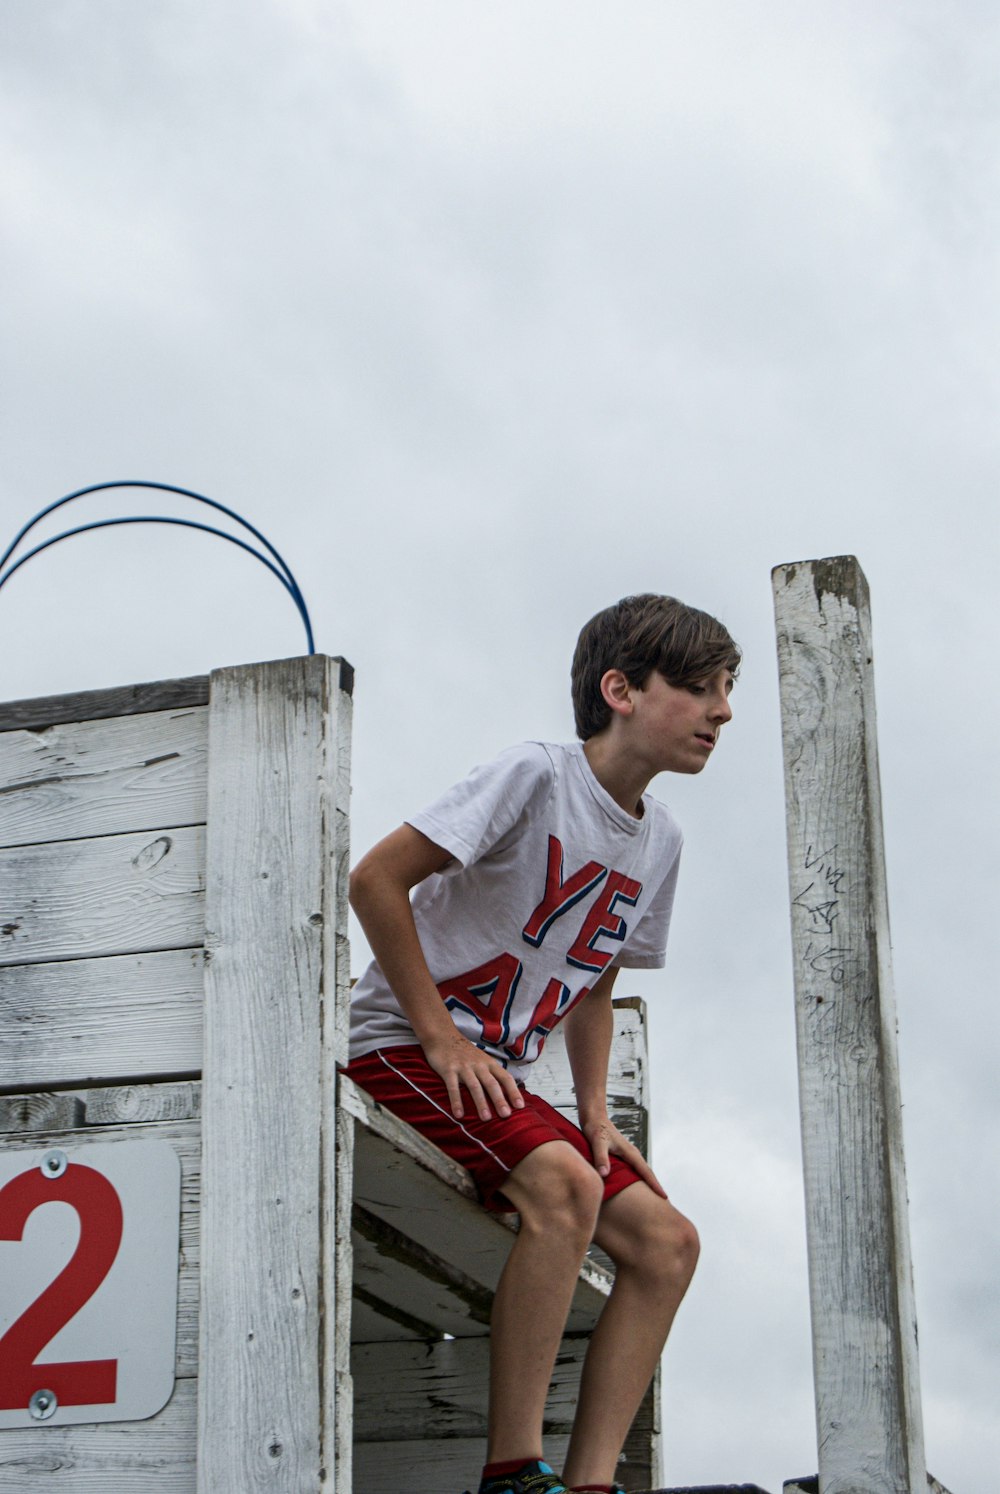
[{"xmin": 2, "ymin": 3, "xmax": 998, "ymax": 1489}]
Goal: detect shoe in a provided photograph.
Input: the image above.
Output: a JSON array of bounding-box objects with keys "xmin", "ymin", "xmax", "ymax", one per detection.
[{"xmin": 462, "ymin": 1460, "xmax": 569, "ymax": 1493}]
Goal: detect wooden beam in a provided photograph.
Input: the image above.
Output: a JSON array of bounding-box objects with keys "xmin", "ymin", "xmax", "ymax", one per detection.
[
  {"xmin": 0, "ymin": 677, "xmax": 210, "ymax": 733},
  {"xmin": 0, "ymin": 827, "xmax": 205, "ymax": 968},
  {"xmin": 0, "ymin": 659, "xmax": 352, "ymax": 735},
  {"xmin": 0, "ymin": 949, "xmax": 203, "ymax": 1092},
  {"xmin": 772, "ymin": 557, "xmax": 925, "ymax": 1493},
  {"xmin": 0, "ymin": 706, "xmax": 208, "ymax": 849},
  {"xmin": 196, "ymin": 656, "xmax": 352, "ymax": 1493},
  {"xmin": 0, "ymin": 1377, "xmax": 196, "ymax": 1492}
]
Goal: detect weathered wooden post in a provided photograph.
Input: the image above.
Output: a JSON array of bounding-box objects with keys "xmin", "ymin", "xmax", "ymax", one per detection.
[
  {"xmin": 196, "ymin": 655, "xmax": 353, "ymax": 1490},
  {"xmin": 772, "ymin": 557, "xmax": 925, "ymax": 1494}
]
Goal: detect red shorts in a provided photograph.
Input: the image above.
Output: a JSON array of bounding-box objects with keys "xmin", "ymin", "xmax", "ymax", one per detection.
[{"xmin": 342, "ymin": 1044, "xmax": 641, "ymax": 1213}]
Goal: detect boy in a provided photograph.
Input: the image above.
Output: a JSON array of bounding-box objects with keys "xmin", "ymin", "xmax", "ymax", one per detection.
[{"xmin": 345, "ymin": 594, "xmax": 739, "ymax": 1494}]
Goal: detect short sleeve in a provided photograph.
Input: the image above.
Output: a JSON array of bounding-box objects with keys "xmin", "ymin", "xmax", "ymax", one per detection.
[
  {"xmin": 406, "ymin": 742, "xmax": 556, "ymax": 870},
  {"xmin": 614, "ymin": 838, "xmax": 682, "ymax": 970}
]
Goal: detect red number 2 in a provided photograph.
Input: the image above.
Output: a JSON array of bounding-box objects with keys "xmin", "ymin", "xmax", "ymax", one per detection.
[{"xmin": 0, "ymin": 1163, "xmax": 123, "ymax": 1411}]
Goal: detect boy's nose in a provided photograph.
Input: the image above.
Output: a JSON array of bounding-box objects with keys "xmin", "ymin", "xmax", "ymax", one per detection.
[{"xmin": 711, "ymin": 693, "xmax": 733, "ymax": 724}]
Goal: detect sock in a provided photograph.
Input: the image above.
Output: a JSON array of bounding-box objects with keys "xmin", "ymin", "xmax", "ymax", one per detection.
[
  {"xmin": 478, "ymin": 1460, "xmax": 560, "ymax": 1491},
  {"xmin": 572, "ymin": 1485, "xmax": 618, "ymax": 1493}
]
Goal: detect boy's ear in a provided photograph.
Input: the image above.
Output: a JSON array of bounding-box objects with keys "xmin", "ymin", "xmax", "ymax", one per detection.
[{"xmin": 600, "ymin": 668, "xmax": 634, "ymax": 718}]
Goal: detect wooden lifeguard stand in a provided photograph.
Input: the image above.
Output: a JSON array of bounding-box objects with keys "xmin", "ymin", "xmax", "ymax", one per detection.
[
  {"xmin": 2, "ymin": 559, "xmax": 958, "ymax": 1493},
  {"xmin": 0, "ymin": 655, "xmax": 658, "ymax": 1492}
]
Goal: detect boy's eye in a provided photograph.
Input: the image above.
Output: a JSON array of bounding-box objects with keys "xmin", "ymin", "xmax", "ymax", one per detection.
[{"xmin": 687, "ymin": 684, "xmax": 707, "ymax": 695}]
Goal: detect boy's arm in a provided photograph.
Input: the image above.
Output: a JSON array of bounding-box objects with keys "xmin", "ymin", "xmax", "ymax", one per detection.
[
  {"xmin": 562, "ymin": 967, "xmax": 667, "ymax": 1197},
  {"xmin": 349, "ymin": 824, "xmax": 525, "ymax": 1122}
]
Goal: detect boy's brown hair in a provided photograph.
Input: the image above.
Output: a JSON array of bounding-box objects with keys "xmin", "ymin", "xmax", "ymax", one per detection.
[{"xmin": 571, "ymin": 593, "xmax": 741, "ymax": 740}]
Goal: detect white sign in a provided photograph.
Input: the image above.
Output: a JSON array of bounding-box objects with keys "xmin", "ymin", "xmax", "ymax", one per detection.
[{"xmin": 0, "ymin": 1139, "xmax": 181, "ymax": 1428}]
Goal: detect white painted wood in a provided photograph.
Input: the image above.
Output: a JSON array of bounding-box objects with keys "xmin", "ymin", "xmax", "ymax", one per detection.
[
  {"xmin": 773, "ymin": 557, "xmax": 925, "ymax": 1494},
  {"xmin": 197, "ymin": 656, "xmax": 351, "ymax": 1494},
  {"xmin": 351, "ymin": 1219, "xmax": 494, "ymax": 1338},
  {"xmin": 0, "ymin": 676, "xmax": 209, "ymax": 734},
  {"xmin": 0, "ymin": 1378, "xmax": 196, "ymax": 1491},
  {"xmin": 334, "ymin": 1109, "xmax": 356, "ymax": 1489},
  {"xmin": 0, "ymin": 949, "xmax": 203, "ymax": 1089},
  {"xmin": 0, "ymin": 707, "xmax": 207, "ymax": 849},
  {"xmin": 352, "ymin": 1335, "xmax": 583, "ymax": 1440},
  {"xmin": 0, "ymin": 1080, "xmax": 201, "ymax": 1133},
  {"xmin": 0, "ymin": 826, "xmax": 205, "ymax": 967},
  {"xmin": 529, "ymin": 998, "xmax": 648, "ymax": 1111}
]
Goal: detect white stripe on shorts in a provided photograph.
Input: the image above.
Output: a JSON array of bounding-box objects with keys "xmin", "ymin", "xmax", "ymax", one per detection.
[{"xmin": 376, "ymin": 1049, "xmax": 512, "ymax": 1175}]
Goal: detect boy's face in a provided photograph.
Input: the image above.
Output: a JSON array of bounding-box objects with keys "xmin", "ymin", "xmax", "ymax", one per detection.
[{"xmin": 628, "ymin": 666, "xmax": 734, "ymax": 776}]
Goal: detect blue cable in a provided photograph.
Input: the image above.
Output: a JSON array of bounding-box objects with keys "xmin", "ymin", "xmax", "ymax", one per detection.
[{"xmin": 0, "ymin": 481, "xmax": 315, "ymax": 654}]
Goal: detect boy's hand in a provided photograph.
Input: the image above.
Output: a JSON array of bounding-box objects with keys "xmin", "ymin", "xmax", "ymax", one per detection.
[
  {"xmin": 581, "ymin": 1116, "xmax": 668, "ymax": 1199},
  {"xmin": 422, "ymin": 1030, "xmax": 526, "ymax": 1122}
]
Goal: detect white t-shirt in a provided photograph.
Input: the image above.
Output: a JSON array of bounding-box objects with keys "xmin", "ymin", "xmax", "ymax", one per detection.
[{"xmin": 348, "ymin": 741, "xmax": 683, "ymax": 1080}]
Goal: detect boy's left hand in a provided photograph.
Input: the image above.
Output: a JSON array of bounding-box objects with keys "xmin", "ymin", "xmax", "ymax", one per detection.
[{"xmin": 581, "ymin": 1116, "xmax": 668, "ymax": 1199}]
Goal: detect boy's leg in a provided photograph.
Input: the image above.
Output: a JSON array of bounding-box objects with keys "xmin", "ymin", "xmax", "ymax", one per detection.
[
  {"xmin": 561, "ymin": 1182, "xmax": 700, "ymax": 1491},
  {"xmin": 486, "ymin": 1139, "xmax": 604, "ymax": 1465}
]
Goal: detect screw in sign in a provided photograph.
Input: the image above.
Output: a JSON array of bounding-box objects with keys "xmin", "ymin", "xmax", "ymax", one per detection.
[{"xmin": 0, "ymin": 1139, "xmax": 181, "ymax": 1428}]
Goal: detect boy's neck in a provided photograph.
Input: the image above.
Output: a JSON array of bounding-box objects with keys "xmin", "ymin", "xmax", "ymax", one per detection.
[{"xmin": 582, "ymin": 734, "xmax": 651, "ymax": 819}]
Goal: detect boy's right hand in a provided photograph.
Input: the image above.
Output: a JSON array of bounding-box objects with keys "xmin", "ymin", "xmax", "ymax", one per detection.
[{"xmin": 422, "ymin": 1031, "xmax": 525, "ymax": 1122}]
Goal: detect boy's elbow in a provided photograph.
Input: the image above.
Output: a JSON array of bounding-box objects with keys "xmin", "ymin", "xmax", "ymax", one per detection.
[{"xmin": 348, "ymin": 856, "xmax": 376, "ymax": 914}]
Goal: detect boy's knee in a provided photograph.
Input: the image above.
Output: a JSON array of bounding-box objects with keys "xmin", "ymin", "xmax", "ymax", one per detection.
[
  {"xmin": 514, "ymin": 1143, "xmax": 604, "ymax": 1238},
  {"xmin": 609, "ymin": 1192, "xmax": 700, "ymax": 1285}
]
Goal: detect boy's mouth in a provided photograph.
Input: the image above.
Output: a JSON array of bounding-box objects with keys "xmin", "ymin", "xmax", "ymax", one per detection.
[{"xmin": 694, "ymin": 733, "xmax": 715, "ymax": 749}]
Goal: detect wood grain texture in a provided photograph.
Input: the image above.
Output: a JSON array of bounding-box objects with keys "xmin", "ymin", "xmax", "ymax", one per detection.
[
  {"xmin": 0, "ymin": 1377, "xmax": 196, "ymax": 1491},
  {"xmin": 0, "ymin": 1080, "xmax": 201, "ymax": 1134},
  {"xmin": 773, "ymin": 557, "xmax": 925, "ymax": 1494},
  {"xmin": 0, "ymin": 949, "xmax": 203, "ymax": 1091},
  {"xmin": 0, "ymin": 826, "xmax": 205, "ymax": 967},
  {"xmin": 0, "ymin": 677, "xmax": 210, "ymax": 734},
  {"xmin": 197, "ymin": 655, "xmax": 351, "ymax": 1494},
  {"xmin": 0, "ymin": 707, "xmax": 208, "ymax": 849}
]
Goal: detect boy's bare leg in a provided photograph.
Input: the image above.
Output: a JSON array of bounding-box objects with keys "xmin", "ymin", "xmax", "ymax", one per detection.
[
  {"xmin": 487, "ymin": 1140, "xmax": 604, "ymax": 1464},
  {"xmin": 562, "ymin": 1183, "xmax": 700, "ymax": 1490}
]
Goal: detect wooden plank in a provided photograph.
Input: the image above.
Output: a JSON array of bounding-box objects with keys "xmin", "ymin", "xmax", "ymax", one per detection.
[
  {"xmin": 0, "ymin": 663, "xmax": 350, "ymax": 736},
  {"xmin": 0, "ymin": 707, "xmax": 208, "ymax": 849},
  {"xmin": 197, "ymin": 655, "xmax": 352, "ymax": 1494},
  {"xmin": 0, "ymin": 1108, "xmax": 201, "ymax": 1378},
  {"xmin": 535, "ymin": 1000, "xmax": 649, "ymax": 1156},
  {"xmin": 341, "ymin": 1077, "xmax": 611, "ymax": 1334},
  {"xmin": 350, "ymin": 1289, "xmax": 435, "ymax": 1343},
  {"xmin": 352, "ymin": 1334, "xmax": 582, "ymax": 1441},
  {"xmin": 773, "ymin": 557, "xmax": 926, "ymax": 1493},
  {"xmin": 0, "ymin": 1376, "xmax": 196, "ymax": 1491},
  {"xmin": 0, "ymin": 1080, "xmax": 202, "ymax": 1133},
  {"xmin": 0, "ymin": 827, "xmax": 205, "ymax": 968},
  {"xmin": 0, "ymin": 677, "xmax": 209, "ymax": 734},
  {"xmin": 0, "ymin": 949, "xmax": 203, "ymax": 1091},
  {"xmin": 335, "ymin": 1083, "xmax": 356, "ymax": 1489},
  {"xmin": 351, "ymin": 1214, "xmax": 493, "ymax": 1339},
  {"xmin": 532, "ymin": 999, "xmax": 648, "ymax": 1112},
  {"xmin": 784, "ymin": 1477, "xmax": 953, "ymax": 1494}
]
